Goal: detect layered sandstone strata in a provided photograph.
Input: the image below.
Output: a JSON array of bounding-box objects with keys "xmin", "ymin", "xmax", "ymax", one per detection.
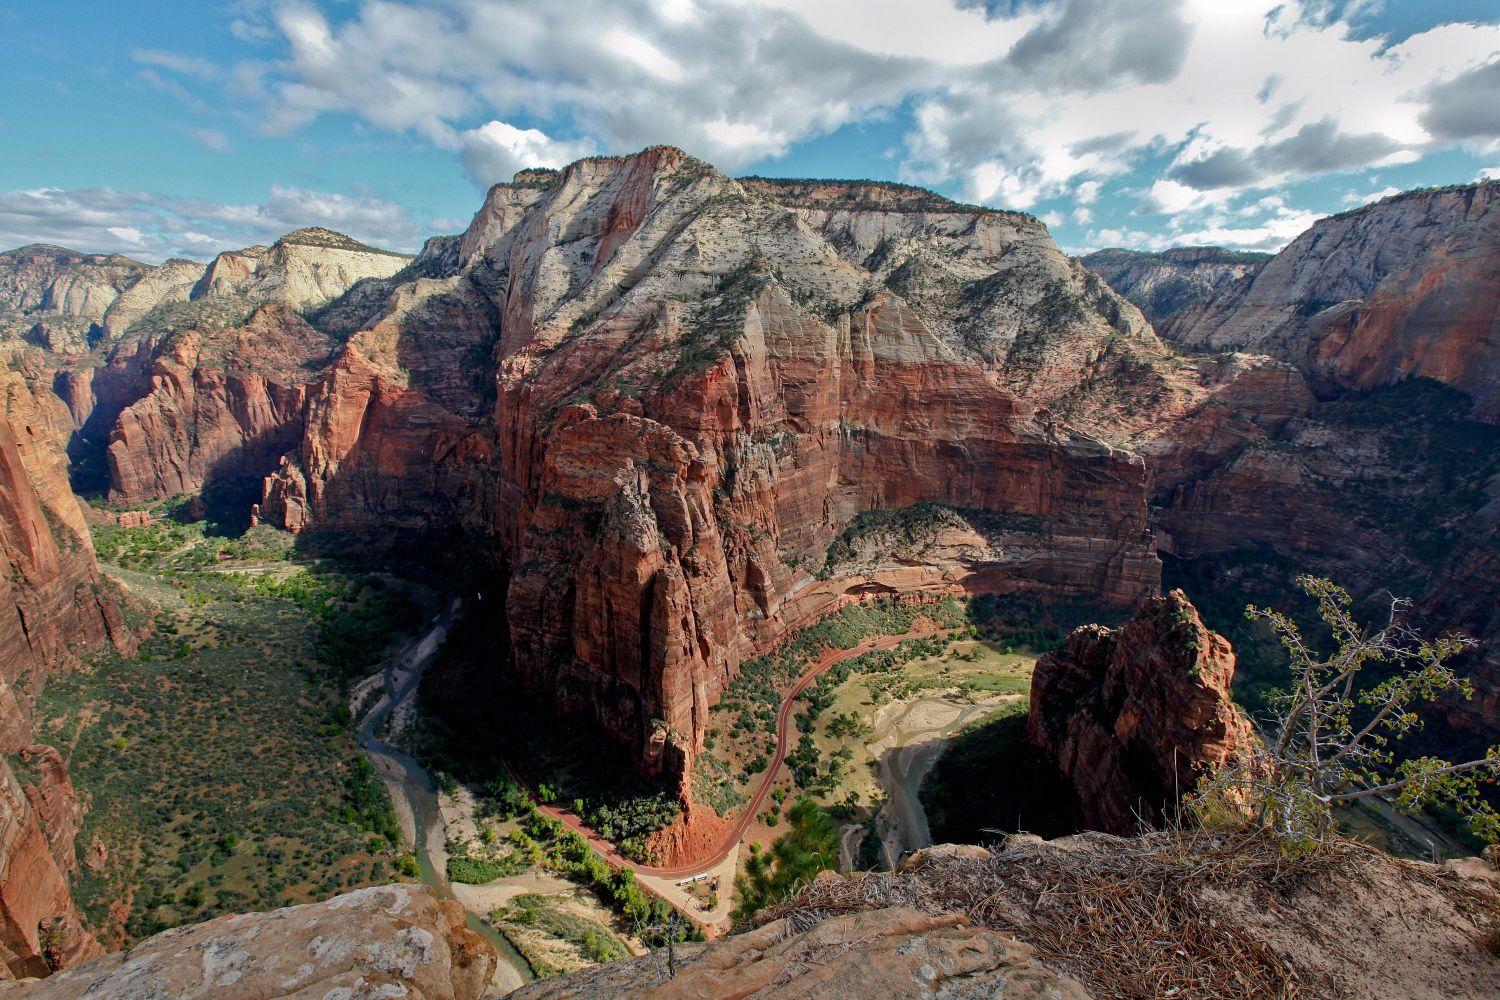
[
  {"xmin": 262, "ymin": 148, "xmax": 1173, "ymax": 782},
  {"xmin": 102, "ymin": 305, "xmax": 337, "ymax": 503},
  {"xmin": 191, "ymin": 228, "xmax": 412, "ymax": 311},
  {"xmin": 1163, "ymin": 182, "xmax": 1500, "ymax": 418},
  {"xmin": 1080, "ymin": 246, "xmax": 1269, "ymax": 327}
]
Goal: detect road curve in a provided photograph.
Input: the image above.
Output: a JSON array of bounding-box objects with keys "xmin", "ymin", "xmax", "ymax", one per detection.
[{"xmin": 519, "ymin": 628, "xmax": 952, "ymax": 879}]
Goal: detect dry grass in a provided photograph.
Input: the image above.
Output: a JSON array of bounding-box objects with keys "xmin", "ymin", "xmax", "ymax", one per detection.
[{"xmin": 751, "ymin": 828, "xmax": 1500, "ymax": 1000}]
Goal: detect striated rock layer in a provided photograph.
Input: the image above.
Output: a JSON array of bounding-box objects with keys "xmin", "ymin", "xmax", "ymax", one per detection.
[
  {"xmin": 1086, "ymin": 182, "xmax": 1500, "ymax": 750},
  {"xmin": 1080, "ymin": 246, "xmax": 1269, "ymax": 328},
  {"xmin": 1027, "ymin": 590, "xmax": 1254, "ymax": 834},
  {"xmin": 102, "ymin": 305, "xmax": 337, "ymax": 504},
  {"xmin": 6, "ymin": 884, "xmax": 496, "ymax": 1000}
]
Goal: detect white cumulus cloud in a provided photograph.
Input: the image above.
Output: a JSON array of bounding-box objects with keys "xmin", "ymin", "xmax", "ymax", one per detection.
[{"xmin": 459, "ymin": 121, "xmax": 595, "ymax": 186}]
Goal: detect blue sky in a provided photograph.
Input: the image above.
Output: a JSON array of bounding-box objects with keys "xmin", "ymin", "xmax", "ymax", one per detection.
[{"xmin": 1, "ymin": 0, "xmax": 1497, "ymax": 262}]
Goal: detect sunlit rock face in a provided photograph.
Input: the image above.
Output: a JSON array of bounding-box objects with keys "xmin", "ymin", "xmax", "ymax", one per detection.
[
  {"xmin": 6, "ymin": 884, "xmax": 496, "ymax": 999},
  {"xmin": 1162, "ymin": 182, "xmax": 1500, "ymax": 420}
]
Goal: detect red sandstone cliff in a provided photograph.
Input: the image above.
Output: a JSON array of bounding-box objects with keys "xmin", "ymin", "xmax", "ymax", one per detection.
[
  {"xmin": 103, "ymin": 305, "xmax": 336, "ymax": 504},
  {"xmin": 1028, "ymin": 590, "xmax": 1255, "ymax": 834},
  {"xmin": 1085, "ymin": 183, "xmax": 1500, "ymax": 748},
  {"xmin": 0, "ymin": 367, "xmax": 130, "ymax": 979}
]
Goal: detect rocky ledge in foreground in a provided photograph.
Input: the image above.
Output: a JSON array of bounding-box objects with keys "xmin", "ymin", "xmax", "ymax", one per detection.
[
  {"xmin": 510, "ymin": 902, "xmax": 1088, "ymax": 999},
  {"xmin": 3, "ymin": 883, "xmax": 497, "ymax": 1000},
  {"xmin": 521, "ymin": 835, "xmax": 1500, "ymax": 1000}
]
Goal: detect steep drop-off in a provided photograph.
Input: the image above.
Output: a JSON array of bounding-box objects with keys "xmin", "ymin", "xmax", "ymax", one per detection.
[
  {"xmin": 1089, "ymin": 184, "xmax": 1500, "ymax": 747},
  {"xmin": 1028, "ymin": 590, "xmax": 1253, "ymax": 834},
  {"xmin": 0, "ymin": 367, "xmax": 130, "ymax": 980}
]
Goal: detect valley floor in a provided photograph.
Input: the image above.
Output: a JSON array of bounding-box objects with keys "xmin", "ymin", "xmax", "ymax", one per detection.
[{"xmin": 37, "ymin": 506, "xmax": 424, "ymax": 946}]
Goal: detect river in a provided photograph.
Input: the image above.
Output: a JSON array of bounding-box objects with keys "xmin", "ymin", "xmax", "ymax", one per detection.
[{"xmin": 357, "ymin": 599, "xmax": 533, "ymax": 991}]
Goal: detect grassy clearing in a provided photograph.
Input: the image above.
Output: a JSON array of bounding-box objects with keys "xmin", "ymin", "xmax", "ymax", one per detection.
[
  {"xmin": 490, "ymin": 893, "xmax": 630, "ymax": 977},
  {"xmin": 703, "ymin": 597, "xmax": 970, "ymax": 808},
  {"xmin": 439, "ymin": 783, "xmax": 701, "ymax": 948},
  {"xmin": 802, "ymin": 638, "xmax": 1037, "ymax": 812},
  {"xmin": 38, "ymin": 509, "xmax": 428, "ymax": 944}
]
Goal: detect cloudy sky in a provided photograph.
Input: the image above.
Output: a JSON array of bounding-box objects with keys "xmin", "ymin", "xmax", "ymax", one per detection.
[{"xmin": 2, "ymin": 0, "xmax": 1498, "ymax": 262}]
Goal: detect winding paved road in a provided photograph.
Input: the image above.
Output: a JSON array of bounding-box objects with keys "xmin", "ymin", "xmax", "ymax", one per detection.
[{"xmin": 519, "ymin": 628, "xmax": 954, "ymax": 879}]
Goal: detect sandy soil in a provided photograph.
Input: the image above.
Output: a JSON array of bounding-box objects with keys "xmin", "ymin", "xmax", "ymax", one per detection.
[
  {"xmin": 349, "ymin": 672, "xmax": 384, "ymax": 726},
  {"xmin": 370, "ymin": 749, "xmax": 417, "ymax": 847},
  {"xmin": 452, "ymin": 872, "xmax": 577, "ymax": 913},
  {"xmin": 867, "ymin": 694, "xmax": 1009, "ymax": 866},
  {"xmin": 637, "ymin": 846, "xmax": 738, "ymax": 936}
]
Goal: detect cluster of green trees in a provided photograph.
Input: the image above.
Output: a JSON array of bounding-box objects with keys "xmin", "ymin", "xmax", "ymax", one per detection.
[
  {"xmin": 788, "ymin": 733, "xmax": 855, "ymax": 793},
  {"xmin": 715, "ymin": 597, "xmax": 968, "ymax": 742},
  {"xmin": 251, "ymin": 571, "xmax": 420, "ymax": 683},
  {"xmin": 788, "ymin": 633, "xmax": 957, "ymax": 790},
  {"xmin": 341, "ymin": 757, "xmax": 401, "ymax": 848},
  {"xmin": 446, "ymin": 782, "xmax": 701, "ymax": 945},
  {"xmin": 733, "ymin": 798, "xmax": 839, "ymax": 921},
  {"xmin": 493, "ymin": 893, "xmax": 629, "ymax": 974},
  {"xmin": 42, "ymin": 527, "xmax": 410, "ymax": 942}
]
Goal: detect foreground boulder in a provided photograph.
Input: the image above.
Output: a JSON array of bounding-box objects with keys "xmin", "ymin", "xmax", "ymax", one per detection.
[
  {"xmin": 7, "ymin": 884, "xmax": 496, "ymax": 999},
  {"xmin": 1027, "ymin": 589, "xmax": 1255, "ymax": 834}
]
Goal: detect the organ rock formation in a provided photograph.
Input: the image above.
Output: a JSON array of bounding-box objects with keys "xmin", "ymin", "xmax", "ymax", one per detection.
[
  {"xmin": 260, "ymin": 149, "xmax": 1195, "ymax": 785},
  {"xmin": 1027, "ymin": 590, "xmax": 1254, "ymax": 834}
]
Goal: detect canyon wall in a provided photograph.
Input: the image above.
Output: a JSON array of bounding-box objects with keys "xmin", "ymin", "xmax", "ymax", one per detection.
[
  {"xmin": 0, "ymin": 368, "xmax": 130, "ymax": 980},
  {"xmin": 1162, "ymin": 182, "xmax": 1500, "ymax": 419},
  {"xmin": 1080, "ymin": 246, "xmax": 1269, "ymax": 327},
  {"xmin": 262, "ymin": 149, "xmax": 1170, "ymax": 779},
  {"xmin": 3, "ymin": 156, "xmax": 1498, "ymax": 832},
  {"xmin": 1090, "ymin": 184, "xmax": 1500, "ymax": 747}
]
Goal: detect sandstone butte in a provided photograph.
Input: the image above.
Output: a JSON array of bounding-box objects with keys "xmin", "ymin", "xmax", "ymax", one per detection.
[
  {"xmin": 1028, "ymin": 589, "xmax": 1255, "ymax": 834},
  {"xmin": 0, "ymin": 151, "xmax": 1498, "ymax": 985}
]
